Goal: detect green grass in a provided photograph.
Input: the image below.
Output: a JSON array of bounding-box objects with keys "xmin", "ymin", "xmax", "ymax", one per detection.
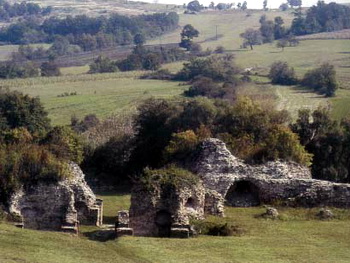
[
  {"xmin": 3, "ymin": 71, "xmax": 188, "ymax": 125},
  {"xmin": 1, "ymin": 192, "xmax": 350, "ymax": 263}
]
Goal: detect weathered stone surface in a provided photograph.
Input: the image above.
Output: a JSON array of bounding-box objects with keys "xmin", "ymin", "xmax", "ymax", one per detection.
[
  {"xmin": 129, "ymin": 179, "xmax": 205, "ymax": 237},
  {"xmin": 316, "ymin": 208, "xmax": 334, "ymax": 220},
  {"xmin": 117, "ymin": 210, "xmax": 130, "ymax": 227},
  {"xmin": 263, "ymin": 207, "xmax": 279, "ymax": 219},
  {"xmin": 9, "ymin": 162, "xmax": 103, "ymax": 231},
  {"xmin": 192, "ymin": 138, "xmax": 350, "ymax": 208},
  {"xmin": 204, "ymin": 190, "xmax": 225, "ymax": 217}
]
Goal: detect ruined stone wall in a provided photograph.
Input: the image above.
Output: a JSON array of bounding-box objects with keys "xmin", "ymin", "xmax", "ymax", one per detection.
[
  {"xmin": 193, "ymin": 138, "xmax": 350, "ymax": 208},
  {"xmin": 129, "ymin": 181, "xmax": 206, "ymax": 237},
  {"xmin": 9, "ymin": 162, "xmax": 103, "ymax": 231}
]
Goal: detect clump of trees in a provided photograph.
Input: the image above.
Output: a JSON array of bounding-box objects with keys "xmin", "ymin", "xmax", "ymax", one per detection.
[
  {"xmin": 292, "ymin": 108, "xmax": 350, "ymax": 183},
  {"xmin": 301, "ymin": 63, "xmax": 338, "ymax": 97},
  {"xmin": 268, "ymin": 61, "xmax": 297, "ymax": 85},
  {"xmin": 0, "ymin": 90, "xmax": 84, "ymax": 205},
  {"xmin": 0, "ymin": 12, "xmax": 179, "ymax": 51},
  {"xmin": 175, "ymin": 55, "xmax": 239, "ymax": 81},
  {"xmin": 290, "ymin": 2, "xmax": 350, "ymax": 36},
  {"xmin": 0, "ymin": 0, "xmax": 52, "ymax": 21},
  {"xmin": 267, "ymin": 61, "xmax": 338, "ymax": 97}
]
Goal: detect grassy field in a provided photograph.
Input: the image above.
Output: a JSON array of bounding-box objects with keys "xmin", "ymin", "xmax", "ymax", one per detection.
[
  {"xmin": 2, "ymin": 71, "xmax": 188, "ymax": 125},
  {"xmin": 1, "ymin": 192, "xmax": 350, "ymax": 263}
]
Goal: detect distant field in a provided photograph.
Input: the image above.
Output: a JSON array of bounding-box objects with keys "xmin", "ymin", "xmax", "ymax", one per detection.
[
  {"xmin": 296, "ymin": 29, "xmax": 350, "ymax": 40},
  {"xmin": 1, "ymin": 192, "xmax": 350, "ymax": 263},
  {"xmin": 2, "ymin": 72, "xmax": 187, "ymax": 125}
]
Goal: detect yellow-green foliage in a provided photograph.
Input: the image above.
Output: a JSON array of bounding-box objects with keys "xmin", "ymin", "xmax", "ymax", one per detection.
[
  {"xmin": 0, "ymin": 143, "xmax": 69, "ymax": 203},
  {"xmin": 140, "ymin": 166, "xmax": 199, "ymax": 191},
  {"xmin": 164, "ymin": 130, "xmax": 199, "ymax": 162},
  {"xmin": 265, "ymin": 125, "xmax": 313, "ymax": 166}
]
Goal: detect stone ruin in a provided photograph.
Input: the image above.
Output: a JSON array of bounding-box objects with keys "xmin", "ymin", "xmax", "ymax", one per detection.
[
  {"xmin": 126, "ymin": 174, "xmax": 224, "ymax": 238},
  {"xmin": 9, "ymin": 162, "xmax": 103, "ymax": 234},
  {"xmin": 193, "ymin": 139, "xmax": 350, "ymax": 208},
  {"xmin": 125, "ymin": 138, "xmax": 350, "ymax": 238}
]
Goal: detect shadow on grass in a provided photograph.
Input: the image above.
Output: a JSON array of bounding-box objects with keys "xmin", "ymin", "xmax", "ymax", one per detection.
[
  {"xmin": 83, "ymin": 229, "xmax": 116, "ymax": 242},
  {"xmin": 103, "ymin": 216, "xmax": 117, "ymax": 224}
]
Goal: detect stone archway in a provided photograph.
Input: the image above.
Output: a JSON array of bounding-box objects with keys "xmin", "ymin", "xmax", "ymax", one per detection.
[
  {"xmin": 225, "ymin": 180, "xmax": 260, "ymax": 207},
  {"xmin": 155, "ymin": 210, "xmax": 172, "ymax": 237}
]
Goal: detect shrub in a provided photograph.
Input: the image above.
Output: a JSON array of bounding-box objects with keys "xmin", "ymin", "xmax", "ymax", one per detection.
[
  {"xmin": 175, "ymin": 55, "xmax": 239, "ymax": 81},
  {"xmin": 40, "ymin": 61, "xmax": 61, "ymax": 77},
  {"xmin": 302, "ymin": 63, "xmax": 338, "ymax": 97},
  {"xmin": 139, "ymin": 166, "xmax": 199, "ymax": 191},
  {"xmin": 89, "ymin": 56, "xmax": 118, "ymax": 73},
  {"xmin": 191, "ymin": 217, "xmax": 245, "ymax": 236},
  {"xmin": 268, "ymin": 61, "xmax": 297, "ymax": 85}
]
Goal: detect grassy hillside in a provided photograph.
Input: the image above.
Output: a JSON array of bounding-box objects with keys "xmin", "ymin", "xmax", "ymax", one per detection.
[
  {"xmin": 1, "ymin": 192, "xmax": 350, "ymax": 263},
  {"xmin": 2, "ymin": 71, "xmax": 188, "ymax": 125}
]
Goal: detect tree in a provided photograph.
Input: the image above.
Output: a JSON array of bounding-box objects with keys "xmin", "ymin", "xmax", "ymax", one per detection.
[
  {"xmin": 263, "ymin": 0, "xmax": 268, "ymax": 10},
  {"xmin": 187, "ymin": 0, "xmax": 201, "ymax": 12},
  {"xmin": 287, "ymin": 0, "xmax": 302, "ymax": 8},
  {"xmin": 0, "ymin": 90, "xmax": 51, "ymax": 135},
  {"xmin": 40, "ymin": 61, "xmax": 61, "ymax": 77},
  {"xmin": 276, "ymin": 39, "xmax": 288, "ymax": 51},
  {"xmin": 268, "ymin": 61, "xmax": 297, "ymax": 85},
  {"xmin": 241, "ymin": 1, "xmax": 247, "ymax": 10},
  {"xmin": 279, "ymin": 3, "xmax": 289, "ymax": 11},
  {"xmin": 302, "ymin": 63, "xmax": 338, "ymax": 97},
  {"xmin": 240, "ymin": 28, "xmax": 262, "ymax": 50},
  {"xmin": 179, "ymin": 24, "xmax": 199, "ymax": 51},
  {"xmin": 134, "ymin": 33, "xmax": 145, "ymax": 46},
  {"xmin": 274, "ymin": 16, "xmax": 286, "ymax": 39},
  {"xmin": 89, "ymin": 56, "xmax": 118, "ymax": 73}
]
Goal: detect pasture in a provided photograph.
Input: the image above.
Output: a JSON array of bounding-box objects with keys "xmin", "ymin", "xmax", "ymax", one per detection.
[
  {"xmin": 1, "ymin": 72, "xmax": 187, "ymax": 125},
  {"xmin": 1, "ymin": 192, "xmax": 350, "ymax": 263}
]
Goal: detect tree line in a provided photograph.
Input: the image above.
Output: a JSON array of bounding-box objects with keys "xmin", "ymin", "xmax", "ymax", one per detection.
[
  {"xmin": 0, "ymin": 0, "xmax": 52, "ymax": 22},
  {"xmin": 0, "ymin": 12, "xmax": 179, "ymax": 51}
]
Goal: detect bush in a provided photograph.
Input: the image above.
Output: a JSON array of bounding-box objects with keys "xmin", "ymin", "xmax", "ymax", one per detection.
[
  {"xmin": 268, "ymin": 61, "xmax": 297, "ymax": 85},
  {"xmin": 139, "ymin": 166, "xmax": 199, "ymax": 191},
  {"xmin": 175, "ymin": 55, "xmax": 240, "ymax": 81},
  {"xmin": 301, "ymin": 63, "xmax": 338, "ymax": 97},
  {"xmin": 40, "ymin": 61, "xmax": 61, "ymax": 77},
  {"xmin": 89, "ymin": 56, "xmax": 118, "ymax": 73},
  {"xmin": 191, "ymin": 217, "xmax": 245, "ymax": 236}
]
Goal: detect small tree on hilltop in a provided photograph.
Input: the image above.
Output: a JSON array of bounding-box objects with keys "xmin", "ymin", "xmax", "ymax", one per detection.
[
  {"xmin": 180, "ymin": 24, "xmax": 199, "ymax": 51},
  {"xmin": 187, "ymin": 0, "xmax": 202, "ymax": 12},
  {"xmin": 287, "ymin": 0, "xmax": 302, "ymax": 8},
  {"xmin": 263, "ymin": 0, "xmax": 268, "ymax": 11},
  {"xmin": 240, "ymin": 28, "xmax": 262, "ymax": 50}
]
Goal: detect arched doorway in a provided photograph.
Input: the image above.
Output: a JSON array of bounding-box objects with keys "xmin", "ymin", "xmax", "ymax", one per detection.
[
  {"xmin": 225, "ymin": 180, "xmax": 260, "ymax": 207},
  {"xmin": 155, "ymin": 210, "xmax": 172, "ymax": 237}
]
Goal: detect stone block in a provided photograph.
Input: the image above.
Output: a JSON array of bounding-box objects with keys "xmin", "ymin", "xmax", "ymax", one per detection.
[{"xmin": 117, "ymin": 210, "xmax": 130, "ymax": 228}]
